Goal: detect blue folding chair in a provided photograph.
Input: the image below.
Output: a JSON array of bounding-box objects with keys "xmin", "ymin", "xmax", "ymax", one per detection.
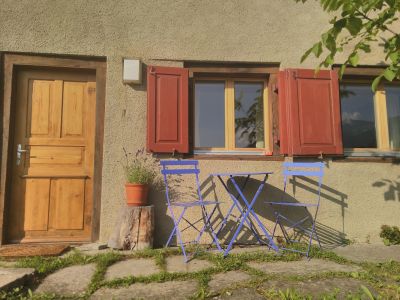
[
  {"xmin": 266, "ymin": 162, "xmax": 324, "ymax": 257},
  {"xmin": 160, "ymin": 160, "xmax": 223, "ymax": 262}
]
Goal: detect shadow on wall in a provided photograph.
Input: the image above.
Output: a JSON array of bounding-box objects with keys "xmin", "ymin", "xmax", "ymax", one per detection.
[
  {"xmin": 289, "ymin": 175, "xmax": 348, "ymax": 246},
  {"xmin": 148, "ymin": 180, "xmax": 175, "ymax": 248},
  {"xmin": 200, "ymin": 175, "xmax": 349, "ymax": 248},
  {"xmin": 153, "ymin": 167, "xmax": 349, "ymax": 249},
  {"xmin": 373, "ymin": 176, "xmax": 400, "ymax": 202}
]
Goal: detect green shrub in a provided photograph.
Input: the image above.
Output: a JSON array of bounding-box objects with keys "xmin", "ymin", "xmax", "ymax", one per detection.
[{"xmin": 380, "ymin": 225, "xmax": 400, "ymax": 246}]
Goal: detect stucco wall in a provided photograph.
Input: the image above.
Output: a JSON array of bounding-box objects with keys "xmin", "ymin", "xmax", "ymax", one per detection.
[{"xmin": 1, "ymin": 0, "xmax": 399, "ymax": 246}]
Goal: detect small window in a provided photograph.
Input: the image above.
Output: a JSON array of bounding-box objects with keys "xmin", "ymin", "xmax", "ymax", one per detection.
[
  {"xmin": 340, "ymin": 80, "xmax": 400, "ymax": 152},
  {"xmin": 194, "ymin": 78, "xmax": 270, "ymax": 153}
]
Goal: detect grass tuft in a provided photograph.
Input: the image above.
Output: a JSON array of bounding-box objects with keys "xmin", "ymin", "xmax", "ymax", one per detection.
[
  {"xmin": 15, "ymin": 250, "xmax": 93, "ymax": 277},
  {"xmin": 86, "ymin": 251, "xmax": 124, "ymax": 294}
]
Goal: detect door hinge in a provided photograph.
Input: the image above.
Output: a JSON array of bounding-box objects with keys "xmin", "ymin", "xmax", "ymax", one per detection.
[{"xmin": 88, "ymin": 87, "xmax": 96, "ymax": 94}]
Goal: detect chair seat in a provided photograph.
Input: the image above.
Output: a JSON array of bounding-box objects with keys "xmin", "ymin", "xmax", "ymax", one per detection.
[
  {"xmin": 265, "ymin": 201, "xmax": 318, "ymax": 207},
  {"xmin": 171, "ymin": 200, "xmax": 220, "ymax": 207}
]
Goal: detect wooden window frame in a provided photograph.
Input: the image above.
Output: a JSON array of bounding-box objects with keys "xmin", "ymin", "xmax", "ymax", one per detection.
[
  {"xmin": 340, "ymin": 78, "xmax": 400, "ymax": 154},
  {"xmin": 193, "ymin": 77, "xmax": 272, "ymax": 154}
]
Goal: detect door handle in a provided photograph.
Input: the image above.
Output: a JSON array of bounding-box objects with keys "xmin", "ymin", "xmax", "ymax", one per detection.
[{"xmin": 16, "ymin": 144, "xmax": 28, "ymax": 166}]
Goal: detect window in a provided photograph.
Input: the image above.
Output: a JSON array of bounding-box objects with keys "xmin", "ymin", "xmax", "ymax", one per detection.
[
  {"xmin": 194, "ymin": 78, "xmax": 270, "ymax": 153},
  {"xmin": 340, "ymin": 81, "xmax": 400, "ymax": 152}
]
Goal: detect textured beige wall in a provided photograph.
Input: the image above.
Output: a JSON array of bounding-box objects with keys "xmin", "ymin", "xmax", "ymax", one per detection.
[{"xmin": 1, "ymin": 0, "xmax": 399, "ymax": 246}]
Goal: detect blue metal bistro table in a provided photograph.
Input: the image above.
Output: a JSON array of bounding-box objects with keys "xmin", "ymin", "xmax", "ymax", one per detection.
[{"xmin": 211, "ymin": 171, "xmax": 279, "ymax": 256}]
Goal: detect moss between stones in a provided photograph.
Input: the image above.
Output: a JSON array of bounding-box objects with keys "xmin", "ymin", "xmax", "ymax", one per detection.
[{"xmin": 2, "ymin": 245, "xmax": 399, "ymax": 299}]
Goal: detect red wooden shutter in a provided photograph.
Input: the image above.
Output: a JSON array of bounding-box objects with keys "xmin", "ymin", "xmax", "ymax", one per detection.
[
  {"xmin": 278, "ymin": 70, "xmax": 289, "ymax": 155},
  {"xmin": 279, "ymin": 69, "xmax": 343, "ymax": 156},
  {"xmin": 147, "ymin": 66, "xmax": 189, "ymax": 153}
]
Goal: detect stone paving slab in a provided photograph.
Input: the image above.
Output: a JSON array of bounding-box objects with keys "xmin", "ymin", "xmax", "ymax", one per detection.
[
  {"xmin": 105, "ymin": 258, "xmax": 160, "ymax": 280},
  {"xmin": 260, "ymin": 278, "xmax": 374, "ymax": 298},
  {"xmin": 91, "ymin": 280, "xmax": 198, "ymax": 300},
  {"xmin": 165, "ymin": 256, "xmax": 213, "ymax": 273},
  {"xmin": 208, "ymin": 270, "xmax": 252, "ymax": 293},
  {"xmin": 332, "ymin": 244, "xmax": 400, "ymax": 263},
  {"xmin": 0, "ymin": 268, "xmax": 35, "ymax": 290},
  {"xmin": 35, "ymin": 264, "xmax": 96, "ymax": 296},
  {"xmin": 212, "ymin": 288, "xmax": 265, "ymax": 300},
  {"xmin": 247, "ymin": 258, "xmax": 361, "ymax": 275}
]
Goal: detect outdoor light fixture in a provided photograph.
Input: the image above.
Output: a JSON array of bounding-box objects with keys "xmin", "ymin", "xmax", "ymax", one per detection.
[{"xmin": 123, "ymin": 58, "xmax": 142, "ymax": 84}]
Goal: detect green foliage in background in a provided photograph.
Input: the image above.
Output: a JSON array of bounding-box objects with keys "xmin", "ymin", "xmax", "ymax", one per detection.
[{"xmin": 297, "ymin": 0, "xmax": 400, "ymax": 90}]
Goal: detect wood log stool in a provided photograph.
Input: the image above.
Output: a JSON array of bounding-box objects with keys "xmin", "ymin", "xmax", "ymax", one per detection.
[{"xmin": 108, "ymin": 205, "xmax": 154, "ymax": 251}]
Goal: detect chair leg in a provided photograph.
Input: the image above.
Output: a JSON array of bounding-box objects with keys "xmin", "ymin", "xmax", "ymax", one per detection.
[
  {"xmin": 306, "ymin": 221, "xmax": 317, "ymax": 258},
  {"xmin": 176, "ymin": 208, "xmax": 189, "ymax": 262},
  {"xmin": 165, "ymin": 208, "xmax": 186, "ymax": 247},
  {"xmin": 314, "ymin": 229, "xmax": 322, "ymax": 249},
  {"xmin": 215, "ymin": 203, "xmax": 235, "ymax": 237},
  {"xmin": 268, "ymin": 212, "xmax": 279, "ymax": 251},
  {"xmin": 166, "ymin": 206, "xmax": 189, "ymax": 262},
  {"xmin": 277, "ymin": 216, "xmax": 292, "ymax": 245},
  {"xmin": 195, "ymin": 205, "xmax": 223, "ymax": 252}
]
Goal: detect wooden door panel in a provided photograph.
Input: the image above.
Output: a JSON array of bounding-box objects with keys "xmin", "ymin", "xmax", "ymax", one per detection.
[
  {"xmin": 29, "ymin": 146, "xmax": 84, "ymax": 166},
  {"xmin": 49, "ymin": 179, "xmax": 85, "ymax": 230},
  {"xmin": 23, "ymin": 179, "xmax": 50, "ymax": 231},
  {"xmin": 62, "ymin": 82, "xmax": 86, "ymax": 138},
  {"xmin": 28, "ymin": 80, "xmax": 62, "ymax": 138},
  {"xmin": 30, "ymin": 81, "xmax": 53, "ymax": 135},
  {"xmin": 6, "ymin": 68, "xmax": 96, "ymax": 243}
]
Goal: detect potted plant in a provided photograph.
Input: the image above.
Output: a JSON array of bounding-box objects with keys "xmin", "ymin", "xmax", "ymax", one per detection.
[{"xmin": 122, "ymin": 148, "xmax": 158, "ymax": 206}]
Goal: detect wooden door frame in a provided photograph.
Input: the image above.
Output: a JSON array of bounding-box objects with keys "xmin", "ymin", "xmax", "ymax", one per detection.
[{"xmin": 0, "ymin": 53, "xmax": 106, "ymax": 245}]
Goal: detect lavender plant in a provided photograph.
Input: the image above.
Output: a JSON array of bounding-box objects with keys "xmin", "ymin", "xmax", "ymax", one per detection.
[{"xmin": 122, "ymin": 148, "xmax": 158, "ymax": 185}]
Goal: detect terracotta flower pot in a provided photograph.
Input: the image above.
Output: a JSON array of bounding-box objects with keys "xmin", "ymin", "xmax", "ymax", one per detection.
[{"xmin": 125, "ymin": 183, "xmax": 149, "ymax": 206}]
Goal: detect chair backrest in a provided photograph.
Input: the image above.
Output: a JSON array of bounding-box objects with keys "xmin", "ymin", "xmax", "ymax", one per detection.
[
  {"xmin": 160, "ymin": 160, "xmax": 203, "ymax": 206},
  {"xmin": 282, "ymin": 162, "xmax": 325, "ymax": 203}
]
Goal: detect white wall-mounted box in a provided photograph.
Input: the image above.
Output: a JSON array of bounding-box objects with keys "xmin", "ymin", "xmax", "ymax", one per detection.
[{"xmin": 123, "ymin": 58, "xmax": 142, "ymax": 84}]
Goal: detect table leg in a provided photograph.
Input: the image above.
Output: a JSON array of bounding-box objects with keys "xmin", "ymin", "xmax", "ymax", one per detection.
[
  {"xmin": 231, "ymin": 176, "xmax": 279, "ymax": 252},
  {"xmin": 217, "ymin": 176, "xmax": 263, "ymax": 243},
  {"xmin": 223, "ymin": 177, "xmax": 268, "ymax": 256}
]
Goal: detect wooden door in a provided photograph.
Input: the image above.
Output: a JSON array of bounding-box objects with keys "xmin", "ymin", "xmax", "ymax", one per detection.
[{"xmin": 6, "ymin": 68, "xmax": 96, "ymax": 243}]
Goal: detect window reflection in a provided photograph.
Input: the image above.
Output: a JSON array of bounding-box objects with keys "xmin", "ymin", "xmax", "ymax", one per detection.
[
  {"xmin": 340, "ymin": 84, "xmax": 377, "ymax": 148},
  {"xmin": 234, "ymin": 82, "xmax": 264, "ymax": 148},
  {"xmin": 194, "ymin": 82, "xmax": 225, "ymax": 148},
  {"xmin": 385, "ymin": 86, "xmax": 400, "ymax": 149}
]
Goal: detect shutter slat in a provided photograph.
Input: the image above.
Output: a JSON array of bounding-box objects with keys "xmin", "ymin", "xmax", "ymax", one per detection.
[
  {"xmin": 147, "ymin": 66, "xmax": 189, "ymax": 153},
  {"xmin": 279, "ymin": 68, "xmax": 343, "ymax": 156}
]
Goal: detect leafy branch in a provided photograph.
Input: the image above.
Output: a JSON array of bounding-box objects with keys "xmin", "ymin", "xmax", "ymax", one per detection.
[{"xmin": 297, "ymin": 0, "xmax": 400, "ymax": 90}]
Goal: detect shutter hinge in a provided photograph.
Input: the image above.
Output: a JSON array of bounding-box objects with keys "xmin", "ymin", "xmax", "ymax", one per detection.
[{"xmin": 318, "ymin": 151, "xmax": 324, "ymax": 160}]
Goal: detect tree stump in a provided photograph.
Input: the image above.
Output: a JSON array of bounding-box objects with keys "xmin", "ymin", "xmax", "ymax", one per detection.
[{"xmin": 108, "ymin": 205, "xmax": 154, "ymax": 251}]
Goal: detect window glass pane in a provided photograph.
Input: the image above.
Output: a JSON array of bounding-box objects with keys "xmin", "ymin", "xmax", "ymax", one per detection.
[
  {"xmin": 385, "ymin": 86, "xmax": 400, "ymax": 149},
  {"xmin": 340, "ymin": 84, "xmax": 377, "ymax": 148},
  {"xmin": 194, "ymin": 82, "xmax": 225, "ymax": 148},
  {"xmin": 234, "ymin": 82, "xmax": 264, "ymax": 148}
]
